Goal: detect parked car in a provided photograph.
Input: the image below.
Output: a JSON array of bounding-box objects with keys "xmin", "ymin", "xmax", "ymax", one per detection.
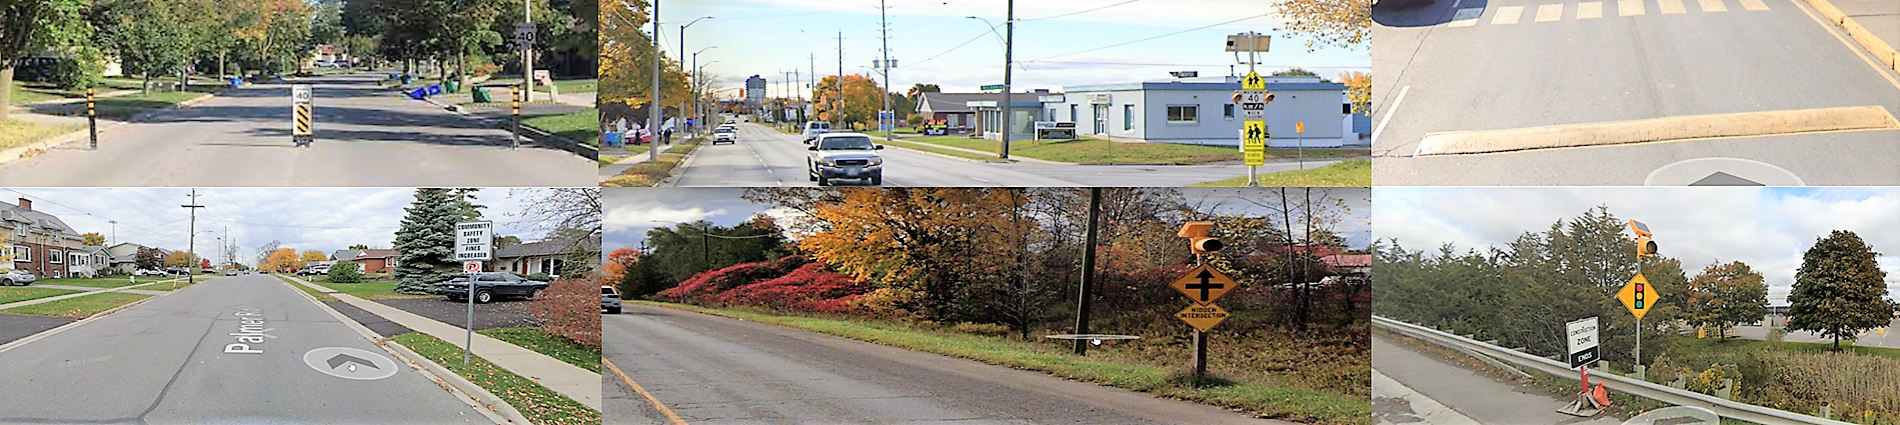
[
  {"xmin": 439, "ymin": 272, "xmax": 550, "ymax": 303},
  {"xmin": 1, "ymin": 269, "xmax": 35, "ymax": 286},
  {"xmin": 806, "ymin": 133, "xmax": 885, "ymax": 186},
  {"xmin": 166, "ymin": 267, "xmax": 187, "ymax": 275},
  {"xmin": 602, "ymin": 286, "xmax": 621, "ymax": 314},
  {"xmin": 801, "ymin": 121, "xmax": 832, "ymax": 139},
  {"xmin": 135, "ymin": 269, "xmax": 166, "ymax": 277},
  {"xmin": 711, "ymin": 127, "xmax": 737, "ymax": 144},
  {"xmin": 222, "ymin": 269, "xmax": 238, "ymax": 276}
]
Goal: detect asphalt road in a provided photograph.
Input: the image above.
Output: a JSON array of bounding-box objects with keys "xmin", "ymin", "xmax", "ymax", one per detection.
[
  {"xmin": 1372, "ymin": 0, "xmax": 1900, "ymax": 185},
  {"xmin": 0, "ymin": 274, "xmax": 486, "ymax": 423},
  {"xmin": 1373, "ymin": 335, "xmax": 1624, "ymax": 425},
  {"xmin": 605, "ymin": 304, "xmax": 1274, "ymax": 425},
  {"xmin": 669, "ymin": 121, "xmax": 1331, "ymax": 187},
  {"xmin": 0, "ymin": 72, "xmax": 592, "ymax": 186},
  {"xmin": 1728, "ymin": 316, "xmax": 1900, "ymax": 348}
]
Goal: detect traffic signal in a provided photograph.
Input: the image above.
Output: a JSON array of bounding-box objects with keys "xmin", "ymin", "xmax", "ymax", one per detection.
[
  {"xmin": 1634, "ymin": 281, "xmax": 1646, "ymax": 309},
  {"xmin": 1629, "ymin": 219, "xmax": 1656, "ymax": 258},
  {"xmin": 1177, "ymin": 221, "xmax": 1224, "ymax": 255}
]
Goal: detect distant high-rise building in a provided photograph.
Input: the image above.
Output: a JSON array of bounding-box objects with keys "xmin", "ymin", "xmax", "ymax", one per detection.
[{"xmin": 745, "ymin": 75, "xmax": 767, "ymax": 107}]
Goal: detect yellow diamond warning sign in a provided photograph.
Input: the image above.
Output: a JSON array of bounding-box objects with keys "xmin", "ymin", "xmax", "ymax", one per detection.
[
  {"xmin": 1170, "ymin": 264, "xmax": 1238, "ymax": 305},
  {"xmin": 1176, "ymin": 303, "xmax": 1230, "ymax": 331},
  {"xmin": 1618, "ymin": 273, "xmax": 1657, "ymax": 321}
]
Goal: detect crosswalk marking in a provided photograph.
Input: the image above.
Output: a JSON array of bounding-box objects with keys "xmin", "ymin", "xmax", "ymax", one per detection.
[
  {"xmin": 1578, "ymin": 2, "xmax": 1604, "ymax": 19},
  {"xmin": 1494, "ymin": 6, "xmax": 1525, "ymax": 24},
  {"xmin": 1698, "ymin": 0, "xmax": 1727, "ymax": 12},
  {"xmin": 1450, "ymin": 7, "xmax": 1485, "ymax": 26},
  {"xmin": 1620, "ymin": 0, "xmax": 1646, "ymax": 16},
  {"xmin": 1659, "ymin": 0, "xmax": 1687, "ymax": 14},
  {"xmin": 1536, "ymin": 4, "xmax": 1565, "ymax": 21},
  {"xmin": 1737, "ymin": 0, "xmax": 1768, "ymax": 11}
]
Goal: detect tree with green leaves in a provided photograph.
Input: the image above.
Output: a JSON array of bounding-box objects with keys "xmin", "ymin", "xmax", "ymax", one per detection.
[
  {"xmin": 559, "ymin": 242, "xmax": 593, "ymax": 278},
  {"xmin": 0, "ymin": 0, "xmax": 93, "ymax": 120},
  {"xmin": 348, "ymin": 244, "xmax": 369, "ymax": 250},
  {"xmin": 135, "ymin": 246, "xmax": 164, "ymax": 270},
  {"xmin": 327, "ymin": 260, "xmax": 363, "ymax": 283},
  {"xmin": 1685, "ymin": 261, "xmax": 1767, "ymax": 340},
  {"xmin": 1788, "ymin": 230, "xmax": 1895, "ymax": 350},
  {"xmin": 392, "ymin": 188, "xmax": 459, "ymax": 294},
  {"xmin": 94, "ymin": 0, "xmax": 199, "ymax": 93}
]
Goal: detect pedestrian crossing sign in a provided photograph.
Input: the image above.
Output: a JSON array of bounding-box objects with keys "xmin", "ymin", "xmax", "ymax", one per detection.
[{"xmin": 1242, "ymin": 71, "xmax": 1266, "ymax": 91}]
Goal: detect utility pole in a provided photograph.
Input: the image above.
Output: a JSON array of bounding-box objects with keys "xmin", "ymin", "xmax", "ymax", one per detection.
[
  {"xmin": 182, "ymin": 189, "xmax": 204, "ymax": 288},
  {"xmin": 1072, "ymin": 187, "xmax": 1101, "ymax": 355},
  {"xmin": 999, "ymin": 0, "xmax": 1015, "ymax": 159},
  {"xmin": 879, "ymin": 0, "xmax": 893, "ymax": 140},
  {"xmin": 523, "ymin": 0, "xmax": 535, "ymax": 102},
  {"xmin": 108, "ymin": 220, "xmax": 116, "ymax": 246},
  {"xmin": 648, "ymin": 0, "xmax": 663, "ymax": 163},
  {"xmin": 836, "ymin": 31, "xmax": 845, "ymax": 130}
]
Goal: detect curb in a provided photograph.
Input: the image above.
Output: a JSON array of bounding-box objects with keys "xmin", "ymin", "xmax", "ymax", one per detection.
[
  {"xmin": 0, "ymin": 277, "xmax": 193, "ymax": 355},
  {"xmin": 276, "ymin": 275, "xmax": 526, "ymax": 425},
  {"xmin": 0, "ymin": 91, "xmax": 217, "ymax": 166},
  {"xmin": 1807, "ymin": 0, "xmax": 1899, "ymax": 71},
  {"xmin": 653, "ymin": 139, "xmax": 706, "ymax": 187},
  {"xmin": 386, "ymin": 340, "xmax": 534, "ymax": 425},
  {"xmin": 412, "ymin": 92, "xmax": 600, "ymax": 159}
]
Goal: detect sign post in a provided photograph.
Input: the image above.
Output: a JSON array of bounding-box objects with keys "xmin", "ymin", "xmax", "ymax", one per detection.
[
  {"xmin": 1561, "ymin": 316, "xmax": 1610, "ymax": 416},
  {"xmin": 510, "ymin": 87, "xmax": 522, "ymax": 149},
  {"xmin": 87, "ymin": 88, "xmax": 98, "ymax": 150},
  {"xmin": 1229, "ymin": 32, "xmax": 1270, "ymax": 187},
  {"xmin": 1295, "ymin": 121, "xmax": 1305, "ymax": 171},
  {"xmin": 291, "ymin": 85, "xmax": 314, "ymax": 147},
  {"xmin": 455, "ymin": 221, "xmax": 493, "ymax": 367},
  {"xmin": 1170, "ymin": 263, "xmax": 1238, "ymax": 379}
]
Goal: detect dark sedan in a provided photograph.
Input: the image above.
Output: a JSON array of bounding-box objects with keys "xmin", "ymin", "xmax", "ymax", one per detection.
[{"xmin": 438, "ymin": 272, "xmax": 549, "ymax": 303}]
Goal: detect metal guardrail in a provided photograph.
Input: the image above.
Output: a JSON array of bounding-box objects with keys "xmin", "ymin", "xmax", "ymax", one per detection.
[{"xmin": 1373, "ymin": 315, "xmax": 1854, "ymax": 425}]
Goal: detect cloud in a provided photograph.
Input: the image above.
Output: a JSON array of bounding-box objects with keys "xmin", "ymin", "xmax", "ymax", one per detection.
[{"xmin": 605, "ymin": 206, "xmax": 729, "ymax": 232}]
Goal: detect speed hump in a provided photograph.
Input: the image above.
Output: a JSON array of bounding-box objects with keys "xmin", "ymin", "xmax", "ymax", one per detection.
[
  {"xmin": 1618, "ymin": 273, "xmax": 1657, "ymax": 320},
  {"xmin": 1170, "ymin": 264, "xmax": 1238, "ymax": 305},
  {"xmin": 1176, "ymin": 303, "xmax": 1229, "ymax": 331}
]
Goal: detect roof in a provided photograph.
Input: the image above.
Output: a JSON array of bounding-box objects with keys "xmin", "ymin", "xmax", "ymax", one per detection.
[
  {"xmin": 917, "ymin": 92, "xmax": 998, "ymax": 114},
  {"xmin": 0, "ymin": 203, "xmax": 81, "ymax": 239},
  {"xmin": 497, "ymin": 236, "xmax": 602, "ymax": 259},
  {"xmin": 331, "ymin": 249, "xmax": 395, "ymax": 262},
  {"xmin": 1064, "ymin": 76, "xmax": 1347, "ymax": 93},
  {"xmin": 1323, "ymin": 254, "xmax": 1372, "ymax": 268}
]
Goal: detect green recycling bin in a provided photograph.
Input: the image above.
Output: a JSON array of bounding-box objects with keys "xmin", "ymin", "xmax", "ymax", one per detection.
[
  {"xmin": 444, "ymin": 79, "xmax": 460, "ymax": 93},
  {"xmin": 471, "ymin": 86, "xmax": 492, "ymax": 103}
]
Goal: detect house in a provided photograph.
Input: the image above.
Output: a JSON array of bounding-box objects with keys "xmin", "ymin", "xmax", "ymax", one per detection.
[
  {"xmin": 1055, "ymin": 75, "xmax": 1351, "ymax": 147},
  {"xmin": 69, "ymin": 246, "xmax": 111, "ymax": 278},
  {"xmin": 0, "ymin": 198, "xmax": 87, "ymax": 279},
  {"xmin": 915, "ymin": 92, "xmax": 1003, "ymax": 133},
  {"xmin": 965, "ymin": 90, "xmax": 1065, "ymax": 142},
  {"xmin": 103, "ymin": 242, "xmax": 171, "ymax": 274},
  {"xmin": 330, "ymin": 248, "xmax": 397, "ymax": 274},
  {"xmin": 491, "ymin": 235, "xmax": 601, "ymax": 278}
]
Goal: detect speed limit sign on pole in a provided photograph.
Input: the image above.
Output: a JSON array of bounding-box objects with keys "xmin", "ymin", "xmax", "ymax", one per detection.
[{"xmin": 463, "ymin": 261, "xmax": 481, "ymax": 273}]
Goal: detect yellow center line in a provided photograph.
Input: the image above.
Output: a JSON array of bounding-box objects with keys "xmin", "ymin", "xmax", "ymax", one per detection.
[
  {"xmin": 1791, "ymin": 0, "xmax": 1900, "ymax": 93},
  {"xmin": 605, "ymin": 358, "xmax": 689, "ymax": 425}
]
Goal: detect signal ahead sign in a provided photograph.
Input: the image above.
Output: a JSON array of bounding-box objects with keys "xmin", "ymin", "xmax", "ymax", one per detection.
[
  {"xmin": 1618, "ymin": 273, "xmax": 1657, "ymax": 320},
  {"xmin": 455, "ymin": 221, "xmax": 493, "ymax": 261},
  {"xmin": 1567, "ymin": 317, "xmax": 1600, "ymax": 369}
]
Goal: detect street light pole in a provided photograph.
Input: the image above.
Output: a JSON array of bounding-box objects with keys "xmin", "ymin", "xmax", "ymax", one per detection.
[
  {"xmin": 692, "ymin": 46, "xmax": 718, "ymax": 134},
  {"xmin": 680, "ymin": 17, "xmax": 714, "ymax": 134}
]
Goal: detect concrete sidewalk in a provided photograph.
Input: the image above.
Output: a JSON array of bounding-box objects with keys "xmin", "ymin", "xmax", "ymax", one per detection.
[
  {"xmin": 1812, "ymin": 0, "xmax": 1900, "ymax": 72},
  {"xmin": 281, "ymin": 275, "xmax": 601, "ymax": 410},
  {"xmin": 599, "ymin": 137, "xmax": 695, "ymax": 178},
  {"xmin": 0, "ymin": 277, "xmax": 187, "ymax": 310}
]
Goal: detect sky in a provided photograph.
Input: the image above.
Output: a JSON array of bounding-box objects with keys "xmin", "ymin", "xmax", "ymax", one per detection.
[
  {"xmin": 0, "ymin": 188, "xmax": 571, "ymax": 266},
  {"xmin": 602, "ymin": 187, "xmax": 1371, "ymax": 252},
  {"xmin": 642, "ymin": 0, "xmax": 1371, "ymax": 96},
  {"xmin": 1373, "ymin": 187, "xmax": 1900, "ymax": 301}
]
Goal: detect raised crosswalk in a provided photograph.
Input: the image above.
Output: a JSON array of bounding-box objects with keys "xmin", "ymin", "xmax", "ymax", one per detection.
[{"xmin": 1445, "ymin": 0, "xmax": 1768, "ymax": 27}]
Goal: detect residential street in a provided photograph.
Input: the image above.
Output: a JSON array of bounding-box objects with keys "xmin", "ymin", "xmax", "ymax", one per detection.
[
  {"xmin": 1372, "ymin": 335, "xmax": 1623, "ymax": 425},
  {"xmin": 605, "ymin": 303, "xmax": 1275, "ymax": 425},
  {"xmin": 667, "ymin": 121, "xmax": 1335, "ymax": 187},
  {"xmin": 0, "ymin": 274, "xmax": 487, "ymax": 423},
  {"xmin": 0, "ymin": 72, "xmax": 591, "ymax": 186},
  {"xmin": 1371, "ymin": 0, "xmax": 1900, "ymax": 185}
]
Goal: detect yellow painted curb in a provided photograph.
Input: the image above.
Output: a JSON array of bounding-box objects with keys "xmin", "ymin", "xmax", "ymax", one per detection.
[
  {"xmin": 1413, "ymin": 106, "xmax": 1899, "ymax": 156},
  {"xmin": 1808, "ymin": 0, "xmax": 1899, "ymax": 71}
]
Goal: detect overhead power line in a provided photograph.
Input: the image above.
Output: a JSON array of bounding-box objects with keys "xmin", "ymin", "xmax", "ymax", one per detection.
[
  {"xmin": 1021, "ymin": 0, "xmax": 1145, "ymax": 21},
  {"xmin": 1023, "ymin": 14, "xmax": 1265, "ymax": 63}
]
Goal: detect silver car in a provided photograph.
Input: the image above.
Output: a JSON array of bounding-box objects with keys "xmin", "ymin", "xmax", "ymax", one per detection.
[
  {"xmin": 2, "ymin": 269, "xmax": 36, "ymax": 286},
  {"xmin": 806, "ymin": 133, "xmax": 885, "ymax": 186}
]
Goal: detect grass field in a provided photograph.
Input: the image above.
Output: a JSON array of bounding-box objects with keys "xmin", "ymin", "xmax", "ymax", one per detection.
[
  {"xmin": 38, "ymin": 277, "xmax": 157, "ymax": 289},
  {"xmin": 2, "ymin": 291, "xmax": 151, "ymax": 318},
  {"xmin": 636, "ymin": 301, "xmax": 1368, "ymax": 424},
  {"xmin": 1191, "ymin": 159, "xmax": 1371, "ymax": 187},
  {"xmin": 277, "ymin": 275, "xmax": 338, "ymax": 302},
  {"xmin": 478, "ymin": 327, "xmax": 602, "ymax": 374},
  {"xmin": 389, "ymin": 332, "xmax": 599, "ymax": 425},
  {"xmin": 602, "ymin": 137, "xmax": 701, "ymax": 187},
  {"xmin": 0, "ymin": 286, "xmax": 83, "ymax": 305},
  {"xmin": 0, "ymin": 120, "xmax": 81, "ymax": 152},
  {"xmin": 306, "ymin": 279, "xmax": 434, "ymax": 300},
  {"xmin": 879, "ymin": 139, "xmax": 1005, "ymax": 162},
  {"xmin": 523, "ymin": 109, "xmax": 600, "ymax": 147},
  {"xmin": 899, "ymin": 136, "xmax": 1369, "ymax": 165},
  {"xmin": 27, "ymin": 90, "xmax": 211, "ymax": 120}
]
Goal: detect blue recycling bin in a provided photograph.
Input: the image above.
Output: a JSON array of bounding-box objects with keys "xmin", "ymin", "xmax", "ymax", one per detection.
[
  {"xmin": 425, "ymin": 85, "xmax": 442, "ymax": 96},
  {"xmin": 227, "ymin": 77, "xmax": 242, "ymax": 88},
  {"xmin": 409, "ymin": 87, "xmax": 429, "ymax": 99},
  {"xmin": 604, "ymin": 132, "xmax": 624, "ymax": 148}
]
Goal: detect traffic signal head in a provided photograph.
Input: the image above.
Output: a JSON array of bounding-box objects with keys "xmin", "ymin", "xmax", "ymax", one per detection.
[
  {"xmin": 1262, "ymin": 91, "xmax": 1275, "ymax": 104},
  {"xmin": 1177, "ymin": 221, "xmax": 1224, "ymax": 255},
  {"xmin": 1637, "ymin": 236, "xmax": 1657, "ymax": 258}
]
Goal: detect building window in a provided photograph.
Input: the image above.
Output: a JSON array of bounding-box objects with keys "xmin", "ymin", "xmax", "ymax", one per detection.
[
  {"xmin": 1069, "ymin": 104, "xmax": 1078, "ymax": 122},
  {"xmin": 70, "ymin": 252, "xmax": 82, "ymax": 265},
  {"xmin": 1166, "ymin": 105, "xmax": 1198, "ymax": 124},
  {"xmin": 49, "ymin": 250, "xmax": 60, "ymax": 264},
  {"xmin": 12, "ymin": 227, "xmax": 23, "ymax": 237},
  {"xmin": 14, "ymin": 246, "xmax": 29, "ymax": 262},
  {"xmin": 1224, "ymin": 104, "xmax": 1235, "ymax": 120},
  {"xmin": 1343, "ymin": 103, "xmax": 1353, "ymax": 114},
  {"xmin": 1123, "ymin": 105, "xmax": 1135, "ymax": 131}
]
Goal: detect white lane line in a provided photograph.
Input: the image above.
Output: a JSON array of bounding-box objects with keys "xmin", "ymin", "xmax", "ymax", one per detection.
[
  {"xmin": 1659, "ymin": 0, "xmax": 1687, "ymax": 14},
  {"xmin": 1738, "ymin": 0, "xmax": 1767, "ymax": 10},
  {"xmin": 1578, "ymin": 2, "xmax": 1604, "ymax": 19},
  {"xmin": 1535, "ymin": 4, "xmax": 1564, "ymax": 22},
  {"xmin": 1620, "ymin": 0, "xmax": 1646, "ymax": 16},
  {"xmin": 1697, "ymin": 0, "xmax": 1727, "ymax": 12},
  {"xmin": 1493, "ymin": 6, "xmax": 1525, "ymax": 24},
  {"xmin": 1372, "ymin": 85, "xmax": 1410, "ymax": 144}
]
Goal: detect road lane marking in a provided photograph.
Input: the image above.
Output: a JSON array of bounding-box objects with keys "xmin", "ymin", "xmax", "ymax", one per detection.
[
  {"xmin": 1791, "ymin": 0, "xmax": 1900, "ymax": 93},
  {"xmin": 1620, "ymin": 0, "xmax": 1647, "ymax": 15},
  {"xmin": 1448, "ymin": 7, "xmax": 1485, "ymax": 26},
  {"xmin": 1738, "ymin": 0, "xmax": 1767, "ymax": 11},
  {"xmin": 1578, "ymin": 2, "xmax": 1605, "ymax": 19},
  {"xmin": 1372, "ymin": 85, "xmax": 1409, "ymax": 145},
  {"xmin": 1659, "ymin": 0, "xmax": 1687, "ymax": 14},
  {"xmin": 1412, "ymin": 106, "xmax": 1900, "ymax": 156},
  {"xmin": 606, "ymin": 358, "xmax": 690, "ymax": 425},
  {"xmin": 1535, "ymin": 4, "xmax": 1564, "ymax": 22},
  {"xmin": 1698, "ymin": 0, "xmax": 1728, "ymax": 12},
  {"xmin": 1492, "ymin": 6, "xmax": 1525, "ymax": 24}
]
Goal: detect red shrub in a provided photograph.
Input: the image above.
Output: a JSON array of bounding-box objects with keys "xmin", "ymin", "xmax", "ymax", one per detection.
[
  {"xmin": 657, "ymin": 262, "xmax": 766, "ymax": 302},
  {"xmin": 528, "ymin": 276, "xmax": 602, "ymax": 348},
  {"xmin": 793, "ymin": 293, "xmax": 866, "ymax": 314},
  {"xmin": 716, "ymin": 262, "xmax": 871, "ymax": 307}
]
